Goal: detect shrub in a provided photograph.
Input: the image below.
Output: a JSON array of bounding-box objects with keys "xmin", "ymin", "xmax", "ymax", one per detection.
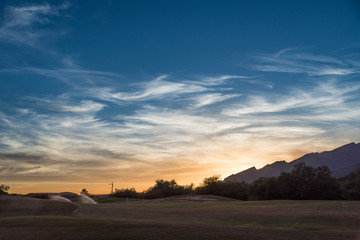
[
  {"xmin": 339, "ymin": 168, "xmax": 360, "ymax": 200},
  {"xmin": 26, "ymin": 193, "xmax": 49, "ymax": 199},
  {"xmin": 111, "ymin": 188, "xmax": 139, "ymax": 198},
  {"xmin": 144, "ymin": 179, "xmax": 194, "ymax": 199},
  {"xmin": 196, "ymin": 176, "xmax": 249, "ymax": 200},
  {"xmin": 0, "ymin": 184, "xmax": 10, "ymax": 195}
]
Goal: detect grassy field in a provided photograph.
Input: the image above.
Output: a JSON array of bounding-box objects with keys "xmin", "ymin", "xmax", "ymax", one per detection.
[{"xmin": 1, "ymin": 195, "xmax": 360, "ymax": 240}]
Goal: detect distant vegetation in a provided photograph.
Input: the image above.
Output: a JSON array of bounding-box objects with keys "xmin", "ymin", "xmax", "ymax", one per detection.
[
  {"xmin": 0, "ymin": 184, "xmax": 10, "ymax": 195},
  {"xmin": 109, "ymin": 163, "xmax": 360, "ymax": 200},
  {"xmin": 111, "ymin": 188, "xmax": 139, "ymax": 198},
  {"xmin": 248, "ymin": 163, "xmax": 340, "ymax": 200},
  {"xmin": 25, "ymin": 193, "xmax": 49, "ymax": 199},
  {"xmin": 339, "ymin": 168, "xmax": 360, "ymax": 200},
  {"xmin": 195, "ymin": 175, "xmax": 248, "ymax": 200},
  {"xmin": 80, "ymin": 188, "xmax": 89, "ymax": 195},
  {"xmin": 4, "ymin": 163, "xmax": 360, "ymax": 201},
  {"xmin": 110, "ymin": 180, "xmax": 194, "ymax": 199},
  {"xmin": 144, "ymin": 179, "xmax": 194, "ymax": 199}
]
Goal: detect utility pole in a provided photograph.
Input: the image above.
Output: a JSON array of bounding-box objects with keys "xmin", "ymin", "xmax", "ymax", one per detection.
[{"xmin": 109, "ymin": 182, "xmax": 114, "ymax": 194}]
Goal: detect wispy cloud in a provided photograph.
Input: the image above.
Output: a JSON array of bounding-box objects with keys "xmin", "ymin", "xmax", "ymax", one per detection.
[
  {"xmin": 61, "ymin": 100, "xmax": 105, "ymax": 113},
  {"xmin": 254, "ymin": 49, "xmax": 360, "ymax": 76},
  {"xmin": 2, "ymin": 76, "xmax": 360, "ymax": 185},
  {"xmin": 220, "ymin": 79, "xmax": 360, "ymax": 151},
  {"xmin": 186, "ymin": 75, "xmax": 251, "ymax": 86},
  {"xmin": 85, "ymin": 74, "xmax": 245, "ymax": 104},
  {"xmin": 0, "ymin": 2, "xmax": 70, "ymax": 47},
  {"xmin": 221, "ymin": 81, "xmax": 357, "ymax": 116},
  {"xmin": 1, "ymin": 41, "xmax": 360, "ymax": 191},
  {"xmin": 192, "ymin": 93, "xmax": 240, "ymax": 107},
  {"xmin": 25, "ymin": 65, "xmax": 122, "ymax": 87},
  {"xmin": 111, "ymin": 75, "xmax": 207, "ymax": 101},
  {"xmin": 222, "ymin": 79, "xmax": 360, "ymax": 120}
]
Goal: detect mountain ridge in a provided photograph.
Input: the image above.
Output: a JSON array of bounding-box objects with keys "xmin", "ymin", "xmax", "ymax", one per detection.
[{"xmin": 224, "ymin": 142, "xmax": 360, "ymax": 183}]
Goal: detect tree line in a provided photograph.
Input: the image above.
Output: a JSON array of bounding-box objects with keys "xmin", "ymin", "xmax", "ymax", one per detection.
[
  {"xmin": 110, "ymin": 163, "xmax": 360, "ymax": 200},
  {"xmin": 1, "ymin": 162, "xmax": 359, "ymax": 200}
]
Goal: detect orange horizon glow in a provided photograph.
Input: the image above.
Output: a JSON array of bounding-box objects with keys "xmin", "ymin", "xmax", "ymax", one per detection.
[{"xmin": 4, "ymin": 142, "xmax": 345, "ymax": 195}]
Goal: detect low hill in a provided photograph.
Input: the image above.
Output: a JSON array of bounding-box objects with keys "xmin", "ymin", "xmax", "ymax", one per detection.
[
  {"xmin": 149, "ymin": 194, "xmax": 238, "ymax": 202},
  {"xmin": 225, "ymin": 142, "xmax": 360, "ymax": 183},
  {"xmin": 0, "ymin": 196, "xmax": 78, "ymax": 217}
]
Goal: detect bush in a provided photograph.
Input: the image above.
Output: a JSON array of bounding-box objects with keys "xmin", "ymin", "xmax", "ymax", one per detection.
[
  {"xmin": 26, "ymin": 193, "xmax": 49, "ymax": 199},
  {"xmin": 0, "ymin": 184, "xmax": 10, "ymax": 195},
  {"xmin": 111, "ymin": 188, "xmax": 139, "ymax": 198},
  {"xmin": 248, "ymin": 163, "xmax": 341, "ymax": 200},
  {"xmin": 80, "ymin": 188, "xmax": 89, "ymax": 195},
  {"xmin": 196, "ymin": 175, "xmax": 221, "ymax": 195},
  {"xmin": 144, "ymin": 179, "xmax": 194, "ymax": 199},
  {"xmin": 196, "ymin": 176, "xmax": 248, "ymax": 200},
  {"xmin": 249, "ymin": 177, "xmax": 278, "ymax": 200},
  {"xmin": 339, "ymin": 168, "xmax": 360, "ymax": 200}
]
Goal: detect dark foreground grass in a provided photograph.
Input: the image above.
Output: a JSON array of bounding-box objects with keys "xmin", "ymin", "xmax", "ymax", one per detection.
[
  {"xmin": 1, "ymin": 196, "xmax": 360, "ymax": 240},
  {"xmin": 1, "ymin": 216, "xmax": 359, "ymax": 240}
]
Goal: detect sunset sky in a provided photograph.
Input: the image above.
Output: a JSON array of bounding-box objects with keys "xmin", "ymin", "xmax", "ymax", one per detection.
[{"xmin": 1, "ymin": 0, "xmax": 360, "ymax": 194}]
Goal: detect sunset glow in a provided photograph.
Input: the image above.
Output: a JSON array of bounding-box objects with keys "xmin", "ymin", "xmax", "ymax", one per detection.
[{"xmin": 1, "ymin": 1, "xmax": 360, "ymax": 194}]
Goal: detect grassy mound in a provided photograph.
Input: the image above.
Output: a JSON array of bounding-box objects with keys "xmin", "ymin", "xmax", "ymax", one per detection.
[
  {"xmin": 0, "ymin": 195, "xmax": 78, "ymax": 217},
  {"xmin": 152, "ymin": 194, "xmax": 239, "ymax": 202}
]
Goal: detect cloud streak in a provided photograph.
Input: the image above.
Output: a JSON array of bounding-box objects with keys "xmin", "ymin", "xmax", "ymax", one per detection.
[
  {"xmin": 2, "ymin": 74, "xmax": 360, "ymax": 187},
  {"xmin": 254, "ymin": 49, "xmax": 360, "ymax": 76},
  {"xmin": 87, "ymin": 74, "xmax": 245, "ymax": 104},
  {"xmin": 0, "ymin": 2, "xmax": 69, "ymax": 47},
  {"xmin": 192, "ymin": 93, "xmax": 241, "ymax": 107}
]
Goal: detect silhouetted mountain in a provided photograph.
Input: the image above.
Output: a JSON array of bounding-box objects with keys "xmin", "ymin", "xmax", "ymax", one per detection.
[{"xmin": 224, "ymin": 142, "xmax": 360, "ymax": 183}]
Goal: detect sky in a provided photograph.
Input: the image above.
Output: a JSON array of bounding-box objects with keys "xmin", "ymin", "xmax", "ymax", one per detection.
[{"xmin": 0, "ymin": 0, "xmax": 360, "ymax": 194}]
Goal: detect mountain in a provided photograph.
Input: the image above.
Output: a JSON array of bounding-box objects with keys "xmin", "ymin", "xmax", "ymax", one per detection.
[{"xmin": 224, "ymin": 142, "xmax": 360, "ymax": 183}]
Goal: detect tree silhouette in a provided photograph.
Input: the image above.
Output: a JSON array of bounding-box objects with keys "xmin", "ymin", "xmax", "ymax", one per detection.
[
  {"xmin": 339, "ymin": 168, "xmax": 360, "ymax": 200},
  {"xmin": 144, "ymin": 179, "xmax": 193, "ymax": 198},
  {"xmin": 0, "ymin": 184, "xmax": 10, "ymax": 195},
  {"xmin": 80, "ymin": 188, "xmax": 89, "ymax": 195}
]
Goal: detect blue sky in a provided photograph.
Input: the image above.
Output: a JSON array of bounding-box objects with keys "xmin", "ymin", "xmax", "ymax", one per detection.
[{"xmin": 0, "ymin": 0, "xmax": 360, "ymax": 193}]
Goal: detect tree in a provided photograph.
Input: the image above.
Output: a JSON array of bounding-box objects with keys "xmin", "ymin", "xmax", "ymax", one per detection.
[
  {"xmin": 217, "ymin": 181, "xmax": 249, "ymax": 200},
  {"xmin": 80, "ymin": 188, "xmax": 89, "ymax": 195},
  {"xmin": 111, "ymin": 188, "xmax": 139, "ymax": 198},
  {"xmin": 202, "ymin": 175, "xmax": 221, "ymax": 186},
  {"xmin": 196, "ymin": 175, "xmax": 221, "ymax": 195},
  {"xmin": 289, "ymin": 163, "xmax": 317, "ymax": 199},
  {"xmin": 196, "ymin": 175, "xmax": 249, "ymax": 200},
  {"xmin": 144, "ymin": 179, "xmax": 193, "ymax": 199},
  {"xmin": 276, "ymin": 163, "xmax": 340, "ymax": 200},
  {"xmin": 248, "ymin": 163, "xmax": 341, "ymax": 200},
  {"xmin": 339, "ymin": 168, "xmax": 360, "ymax": 200},
  {"xmin": 249, "ymin": 177, "xmax": 278, "ymax": 200},
  {"xmin": 312, "ymin": 165, "xmax": 341, "ymax": 200},
  {"xmin": 0, "ymin": 184, "xmax": 10, "ymax": 195}
]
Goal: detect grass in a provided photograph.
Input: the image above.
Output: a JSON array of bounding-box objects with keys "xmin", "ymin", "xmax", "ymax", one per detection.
[
  {"xmin": 1, "ymin": 195, "xmax": 360, "ymax": 240},
  {"xmin": 0, "ymin": 195, "xmax": 78, "ymax": 217}
]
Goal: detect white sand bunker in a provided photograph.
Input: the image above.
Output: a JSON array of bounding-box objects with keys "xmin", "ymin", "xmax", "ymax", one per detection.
[
  {"xmin": 49, "ymin": 195, "xmax": 73, "ymax": 203},
  {"xmin": 79, "ymin": 194, "xmax": 97, "ymax": 204}
]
